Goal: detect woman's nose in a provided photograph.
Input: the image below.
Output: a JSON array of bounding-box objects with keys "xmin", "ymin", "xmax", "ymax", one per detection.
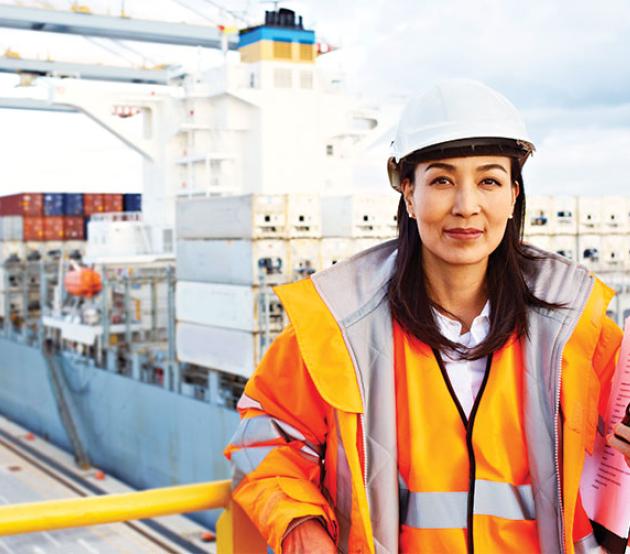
[{"xmin": 452, "ymin": 183, "xmax": 480, "ymax": 217}]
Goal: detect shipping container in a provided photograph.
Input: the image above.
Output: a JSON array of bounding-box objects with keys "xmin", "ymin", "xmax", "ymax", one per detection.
[
  {"xmin": 176, "ymin": 281, "xmax": 283, "ymax": 333},
  {"xmin": 103, "ymin": 194, "xmax": 123, "ymax": 213},
  {"xmin": 577, "ymin": 197, "xmax": 601, "ymax": 234},
  {"xmin": 43, "ymin": 216, "xmax": 64, "ymax": 241},
  {"xmin": 176, "ymin": 239, "xmax": 288, "ymax": 285},
  {"xmin": 23, "ymin": 216, "xmax": 44, "ymax": 241},
  {"xmin": 83, "ymin": 194, "xmax": 105, "ymax": 216},
  {"xmin": 288, "ymin": 238, "xmax": 321, "ymax": 277},
  {"xmin": 525, "ymin": 196, "xmax": 554, "ymax": 235},
  {"xmin": 63, "ymin": 216, "xmax": 85, "ymax": 240},
  {"xmin": 62, "ymin": 193, "xmax": 84, "ymax": 216},
  {"xmin": 0, "ymin": 193, "xmax": 43, "ymax": 217},
  {"xmin": 176, "ymin": 195, "xmax": 286, "ymax": 239},
  {"xmin": 285, "ymin": 194, "xmax": 321, "ymax": 238},
  {"xmin": 0, "ymin": 216, "xmax": 23, "ymax": 241},
  {"xmin": 43, "ymin": 193, "xmax": 64, "ymax": 216},
  {"xmin": 176, "ymin": 321, "xmax": 278, "ymax": 378},
  {"xmin": 123, "ymin": 193, "xmax": 142, "ymax": 212},
  {"xmin": 321, "ymin": 195, "xmax": 392, "ymax": 238}
]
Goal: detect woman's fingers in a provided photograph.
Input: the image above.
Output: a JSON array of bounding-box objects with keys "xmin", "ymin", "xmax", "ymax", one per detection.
[{"xmin": 606, "ymin": 424, "xmax": 630, "ymax": 467}]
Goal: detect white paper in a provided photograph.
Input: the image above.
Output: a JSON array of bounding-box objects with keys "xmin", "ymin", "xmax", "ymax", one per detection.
[{"xmin": 581, "ymin": 318, "xmax": 630, "ymax": 538}]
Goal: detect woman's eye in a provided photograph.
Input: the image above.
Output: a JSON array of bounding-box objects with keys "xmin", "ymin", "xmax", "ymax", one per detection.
[
  {"xmin": 481, "ymin": 178, "xmax": 501, "ymax": 186},
  {"xmin": 430, "ymin": 177, "xmax": 452, "ymax": 186}
]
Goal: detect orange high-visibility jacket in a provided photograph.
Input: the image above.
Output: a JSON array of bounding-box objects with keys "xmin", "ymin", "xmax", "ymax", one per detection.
[{"xmin": 225, "ymin": 241, "xmax": 625, "ymax": 553}]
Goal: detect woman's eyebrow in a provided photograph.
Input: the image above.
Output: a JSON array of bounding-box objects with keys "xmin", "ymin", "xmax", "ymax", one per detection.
[
  {"xmin": 476, "ymin": 163, "xmax": 508, "ymax": 174},
  {"xmin": 425, "ymin": 162, "xmax": 456, "ymax": 172}
]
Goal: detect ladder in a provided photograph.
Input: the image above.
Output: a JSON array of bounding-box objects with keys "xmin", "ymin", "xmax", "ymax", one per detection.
[{"xmin": 43, "ymin": 341, "xmax": 90, "ymax": 470}]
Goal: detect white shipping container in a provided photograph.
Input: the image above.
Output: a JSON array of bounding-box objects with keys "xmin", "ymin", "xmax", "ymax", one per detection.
[
  {"xmin": 525, "ymin": 196, "xmax": 554, "ymax": 235},
  {"xmin": 380, "ymin": 195, "xmax": 401, "ymax": 238},
  {"xmin": 0, "ymin": 216, "xmax": 23, "ymax": 241},
  {"xmin": 550, "ymin": 235, "xmax": 578, "ymax": 262},
  {"xmin": 176, "ymin": 281, "xmax": 283, "ymax": 332},
  {"xmin": 321, "ymin": 195, "xmax": 389, "ymax": 238},
  {"xmin": 0, "ymin": 241, "xmax": 25, "ymax": 262},
  {"xmin": 578, "ymin": 234, "xmax": 602, "ymax": 271},
  {"xmin": 176, "ymin": 322, "xmax": 277, "ymax": 378},
  {"xmin": 320, "ymin": 238, "xmax": 357, "ymax": 269},
  {"xmin": 601, "ymin": 235, "xmax": 627, "ymax": 270},
  {"xmin": 176, "ymin": 194, "xmax": 285, "ymax": 239},
  {"xmin": 552, "ymin": 196, "xmax": 578, "ymax": 235},
  {"xmin": 288, "ymin": 238, "xmax": 321, "ymax": 278},
  {"xmin": 601, "ymin": 196, "xmax": 628, "ymax": 233},
  {"xmin": 285, "ymin": 194, "xmax": 321, "ymax": 238},
  {"xmin": 176, "ymin": 239, "xmax": 288, "ymax": 285},
  {"xmin": 524, "ymin": 235, "xmax": 553, "ymax": 252},
  {"xmin": 577, "ymin": 197, "xmax": 601, "ymax": 234}
]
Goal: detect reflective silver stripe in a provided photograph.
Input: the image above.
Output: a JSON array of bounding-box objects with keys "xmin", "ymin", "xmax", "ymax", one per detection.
[
  {"xmin": 231, "ymin": 445, "xmax": 274, "ymax": 489},
  {"xmin": 335, "ymin": 412, "xmax": 352, "ymax": 553},
  {"xmin": 574, "ymin": 533, "xmax": 603, "ymax": 554},
  {"xmin": 404, "ymin": 481, "xmax": 536, "ymax": 529},
  {"xmin": 236, "ymin": 393, "xmax": 263, "ymax": 411},
  {"xmin": 230, "ymin": 414, "xmax": 321, "ymax": 455},
  {"xmin": 405, "ymin": 491, "xmax": 468, "ymax": 529},
  {"xmin": 475, "ymin": 480, "xmax": 536, "ymax": 520}
]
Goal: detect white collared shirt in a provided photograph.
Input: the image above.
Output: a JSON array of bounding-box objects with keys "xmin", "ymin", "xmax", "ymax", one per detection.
[{"xmin": 433, "ymin": 301, "xmax": 491, "ymax": 418}]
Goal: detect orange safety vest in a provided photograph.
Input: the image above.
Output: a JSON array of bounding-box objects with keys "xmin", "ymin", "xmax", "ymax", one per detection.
[
  {"xmin": 394, "ymin": 323, "xmax": 540, "ymax": 553},
  {"xmin": 225, "ymin": 242, "xmax": 625, "ymax": 554}
]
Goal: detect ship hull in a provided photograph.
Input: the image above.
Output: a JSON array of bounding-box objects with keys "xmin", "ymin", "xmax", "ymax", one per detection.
[{"xmin": 0, "ymin": 335, "xmax": 239, "ymax": 529}]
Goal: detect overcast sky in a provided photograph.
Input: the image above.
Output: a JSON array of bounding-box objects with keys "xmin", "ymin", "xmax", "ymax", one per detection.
[{"xmin": 1, "ymin": 0, "xmax": 629, "ymax": 196}]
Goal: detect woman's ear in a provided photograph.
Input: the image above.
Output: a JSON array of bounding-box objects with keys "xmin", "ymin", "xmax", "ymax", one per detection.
[
  {"xmin": 511, "ymin": 180, "xmax": 520, "ymax": 210},
  {"xmin": 401, "ymin": 179, "xmax": 416, "ymax": 219}
]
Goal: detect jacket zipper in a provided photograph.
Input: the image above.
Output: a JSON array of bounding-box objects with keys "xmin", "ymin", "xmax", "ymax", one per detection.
[
  {"xmin": 359, "ymin": 414, "xmax": 368, "ymax": 488},
  {"xmin": 552, "ymin": 273, "xmax": 594, "ymax": 554},
  {"xmin": 553, "ymin": 349, "xmax": 566, "ymax": 554}
]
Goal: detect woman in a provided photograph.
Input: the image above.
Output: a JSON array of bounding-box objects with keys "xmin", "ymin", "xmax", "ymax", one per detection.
[{"xmin": 225, "ymin": 80, "xmax": 630, "ymax": 553}]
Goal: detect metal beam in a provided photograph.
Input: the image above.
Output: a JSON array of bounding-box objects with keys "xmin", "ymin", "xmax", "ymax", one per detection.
[
  {"xmin": 0, "ymin": 5, "xmax": 239, "ymax": 50},
  {"xmin": 0, "ymin": 56, "xmax": 183, "ymax": 85},
  {"xmin": 0, "ymin": 97, "xmax": 77, "ymax": 112}
]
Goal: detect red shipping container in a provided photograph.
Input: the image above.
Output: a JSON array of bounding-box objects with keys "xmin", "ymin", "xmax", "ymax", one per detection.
[
  {"xmin": 0, "ymin": 193, "xmax": 43, "ymax": 216},
  {"xmin": 103, "ymin": 194, "xmax": 123, "ymax": 213},
  {"xmin": 84, "ymin": 194, "xmax": 105, "ymax": 216},
  {"xmin": 63, "ymin": 216, "xmax": 85, "ymax": 240},
  {"xmin": 43, "ymin": 216, "xmax": 64, "ymax": 241},
  {"xmin": 23, "ymin": 216, "xmax": 44, "ymax": 241}
]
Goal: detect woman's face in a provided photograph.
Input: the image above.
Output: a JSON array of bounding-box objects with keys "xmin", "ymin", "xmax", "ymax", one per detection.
[{"xmin": 402, "ymin": 155, "xmax": 519, "ymax": 268}]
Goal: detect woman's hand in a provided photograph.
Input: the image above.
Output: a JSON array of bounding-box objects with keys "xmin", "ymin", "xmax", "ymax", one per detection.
[
  {"xmin": 282, "ymin": 519, "xmax": 337, "ymax": 554},
  {"xmin": 607, "ymin": 423, "xmax": 630, "ymax": 468}
]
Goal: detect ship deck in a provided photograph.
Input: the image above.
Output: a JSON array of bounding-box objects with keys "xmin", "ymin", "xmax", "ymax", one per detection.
[{"xmin": 0, "ymin": 416, "xmax": 215, "ymax": 553}]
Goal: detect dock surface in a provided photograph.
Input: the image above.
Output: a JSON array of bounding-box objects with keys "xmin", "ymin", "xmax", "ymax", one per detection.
[{"xmin": 0, "ymin": 416, "xmax": 215, "ymax": 553}]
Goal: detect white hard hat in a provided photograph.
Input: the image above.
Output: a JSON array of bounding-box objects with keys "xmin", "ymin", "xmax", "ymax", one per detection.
[{"xmin": 388, "ymin": 79, "xmax": 535, "ymax": 191}]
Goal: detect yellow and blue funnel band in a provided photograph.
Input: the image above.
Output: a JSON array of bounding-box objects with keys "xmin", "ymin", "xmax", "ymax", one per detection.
[{"xmin": 239, "ymin": 26, "xmax": 315, "ymax": 48}]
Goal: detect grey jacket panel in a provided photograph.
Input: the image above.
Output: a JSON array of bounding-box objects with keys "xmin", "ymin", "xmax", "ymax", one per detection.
[{"xmin": 310, "ymin": 241, "xmax": 594, "ymax": 554}]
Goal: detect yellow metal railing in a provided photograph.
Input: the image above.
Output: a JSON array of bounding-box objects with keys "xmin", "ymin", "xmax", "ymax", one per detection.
[{"xmin": 0, "ymin": 480, "xmax": 267, "ymax": 553}]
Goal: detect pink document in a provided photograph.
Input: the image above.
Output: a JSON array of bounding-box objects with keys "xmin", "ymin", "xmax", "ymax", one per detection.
[{"xmin": 580, "ymin": 318, "xmax": 630, "ymax": 538}]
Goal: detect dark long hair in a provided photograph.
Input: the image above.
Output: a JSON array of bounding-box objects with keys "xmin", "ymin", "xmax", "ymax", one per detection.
[{"xmin": 388, "ymin": 154, "xmax": 563, "ymax": 360}]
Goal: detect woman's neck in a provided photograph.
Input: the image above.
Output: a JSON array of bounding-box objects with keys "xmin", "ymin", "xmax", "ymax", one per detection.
[{"xmin": 423, "ymin": 250, "xmax": 488, "ymax": 333}]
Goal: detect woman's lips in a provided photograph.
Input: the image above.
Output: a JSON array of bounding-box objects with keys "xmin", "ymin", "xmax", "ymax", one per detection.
[{"xmin": 444, "ymin": 228, "xmax": 483, "ymax": 240}]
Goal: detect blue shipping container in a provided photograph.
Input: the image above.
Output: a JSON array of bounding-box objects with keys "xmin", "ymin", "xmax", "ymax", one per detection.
[
  {"xmin": 63, "ymin": 193, "xmax": 84, "ymax": 216},
  {"xmin": 123, "ymin": 193, "xmax": 142, "ymax": 212},
  {"xmin": 43, "ymin": 193, "xmax": 64, "ymax": 216}
]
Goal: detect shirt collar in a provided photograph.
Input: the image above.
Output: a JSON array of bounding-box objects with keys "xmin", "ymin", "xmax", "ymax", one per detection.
[{"xmin": 433, "ymin": 300, "xmax": 491, "ymax": 346}]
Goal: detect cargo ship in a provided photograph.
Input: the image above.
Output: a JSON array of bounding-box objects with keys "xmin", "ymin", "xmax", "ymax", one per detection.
[{"xmin": 1, "ymin": 4, "xmax": 630, "ymax": 537}]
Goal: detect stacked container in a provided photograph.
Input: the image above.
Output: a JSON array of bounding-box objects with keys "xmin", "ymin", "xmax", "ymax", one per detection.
[
  {"xmin": 523, "ymin": 195, "xmax": 630, "ymax": 276},
  {"xmin": 175, "ymin": 194, "xmax": 324, "ymax": 378}
]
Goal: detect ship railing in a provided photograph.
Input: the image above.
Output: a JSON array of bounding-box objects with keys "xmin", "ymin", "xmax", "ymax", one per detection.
[
  {"xmin": 0, "ymin": 479, "xmax": 267, "ymax": 552},
  {"xmin": 88, "ymin": 212, "xmax": 143, "ymax": 222}
]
